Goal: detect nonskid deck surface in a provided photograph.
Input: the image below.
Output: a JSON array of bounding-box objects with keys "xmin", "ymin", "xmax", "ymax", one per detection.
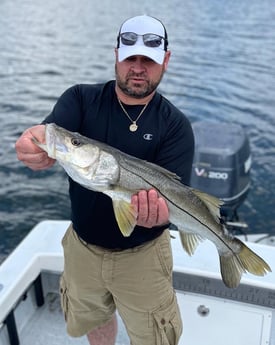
[{"xmin": 19, "ymin": 292, "xmax": 130, "ymax": 345}]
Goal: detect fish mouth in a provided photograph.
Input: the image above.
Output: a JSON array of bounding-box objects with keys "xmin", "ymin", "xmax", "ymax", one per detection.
[{"xmin": 45, "ymin": 123, "xmax": 68, "ymax": 158}]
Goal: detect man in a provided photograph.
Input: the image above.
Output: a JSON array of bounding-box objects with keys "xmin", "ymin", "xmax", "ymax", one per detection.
[{"xmin": 15, "ymin": 15, "xmax": 194, "ymax": 345}]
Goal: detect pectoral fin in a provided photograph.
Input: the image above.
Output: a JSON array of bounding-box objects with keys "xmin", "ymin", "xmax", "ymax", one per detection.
[
  {"xmin": 112, "ymin": 200, "xmax": 137, "ymax": 237},
  {"xmin": 179, "ymin": 231, "xmax": 204, "ymax": 256}
]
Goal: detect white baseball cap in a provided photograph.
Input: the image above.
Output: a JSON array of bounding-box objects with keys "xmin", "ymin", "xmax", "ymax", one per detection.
[{"xmin": 117, "ymin": 15, "xmax": 168, "ymax": 65}]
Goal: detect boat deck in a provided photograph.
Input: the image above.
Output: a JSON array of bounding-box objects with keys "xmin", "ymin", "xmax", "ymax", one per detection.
[
  {"xmin": 0, "ymin": 220, "xmax": 275, "ymax": 345},
  {"xmin": 20, "ymin": 292, "xmax": 89, "ymax": 345},
  {"xmin": 19, "ymin": 292, "xmax": 130, "ymax": 345}
]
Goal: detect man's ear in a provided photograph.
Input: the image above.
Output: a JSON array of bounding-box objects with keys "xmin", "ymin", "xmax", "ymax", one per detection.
[
  {"xmin": 163, "ymin": 50, "xmax": 171, "ymax": 71},
  {"xmin": 114, "ymin": 48, "xmax": 119, "ymax": 62}
]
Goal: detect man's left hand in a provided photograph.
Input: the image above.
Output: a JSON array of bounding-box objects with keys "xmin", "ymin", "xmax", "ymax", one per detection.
[{"xmin": 131, "ymin": 189, "xmax": 169, "ymax": 228}]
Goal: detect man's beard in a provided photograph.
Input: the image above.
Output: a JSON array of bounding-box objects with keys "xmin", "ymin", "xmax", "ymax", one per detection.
[{"xmin": 115, "ymin": 66, "xmax": 164, "ymax": 99}]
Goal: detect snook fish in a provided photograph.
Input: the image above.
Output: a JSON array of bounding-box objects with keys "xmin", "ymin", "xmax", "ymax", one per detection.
[{"xmin": 33, "ymin": 123, "xmax": 271, "ymax": 288}]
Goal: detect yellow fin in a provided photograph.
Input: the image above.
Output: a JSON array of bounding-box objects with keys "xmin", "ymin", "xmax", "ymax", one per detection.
[
  {"xmin": 179, "ymin": 231, "xmax": 204, "ymax": 256},
  {"xmin": 192, "ymin": 188, "xmax": 223, "ymax": 222},
  {"xmin": 112, "ymin": 200, "xmax": 137, "ymax": 237},
  {"xmin": 219, "ymin": 238, "xmax": 272, "ymax": 288},
  {"xmin": 219, "ymin": 253, "xmax": 244, "ymax": 288}
]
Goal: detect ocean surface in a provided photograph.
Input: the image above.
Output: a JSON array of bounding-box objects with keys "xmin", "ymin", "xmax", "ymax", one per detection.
[{"xmin": 0, "ymin": 0, "xmax": 275, "ymax": 262}]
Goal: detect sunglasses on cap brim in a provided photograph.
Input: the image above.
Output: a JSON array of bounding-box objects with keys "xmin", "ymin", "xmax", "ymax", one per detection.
[{"xmin": 118, "ymin": 32, "xmax": 168, "ymax": 50}]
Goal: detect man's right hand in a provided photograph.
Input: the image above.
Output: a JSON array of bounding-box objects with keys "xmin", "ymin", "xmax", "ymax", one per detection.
[{"xmin": 15, "ymin": 124, "xmax": 56, "ymax": 171}]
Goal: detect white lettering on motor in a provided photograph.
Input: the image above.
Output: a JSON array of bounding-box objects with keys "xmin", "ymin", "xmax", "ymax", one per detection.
[
  {"xmin": 208, "ymin": 171, "xmax": 228, "ymax": 180},
  {"xmin": 194, "ymin": 168, "xmax": 228, "ymax": 180}
]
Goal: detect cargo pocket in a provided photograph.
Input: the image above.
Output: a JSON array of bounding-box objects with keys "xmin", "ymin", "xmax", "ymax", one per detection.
[
  {"xmin": 59, "ymin": 275, "xmax": 69, "ymax": 322},
  {"xmin": 152, "ymin": 294, "xmax": 182, "ymax": 345}
]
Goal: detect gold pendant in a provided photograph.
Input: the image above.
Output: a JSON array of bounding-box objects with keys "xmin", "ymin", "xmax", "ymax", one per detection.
[{"xmin": 129, "ymin": 123, "xmax": 138, "ymax": 132}]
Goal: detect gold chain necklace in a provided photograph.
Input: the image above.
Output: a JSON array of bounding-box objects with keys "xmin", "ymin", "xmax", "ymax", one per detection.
[{"xmin": 118, "ymin": 98, "xmax": 148, "ymax": 132}]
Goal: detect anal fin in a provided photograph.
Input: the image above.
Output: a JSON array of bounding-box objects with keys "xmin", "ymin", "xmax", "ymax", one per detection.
[{"xmin": 179, "ymin": 231, "xmax": 204, "ymax": 256}]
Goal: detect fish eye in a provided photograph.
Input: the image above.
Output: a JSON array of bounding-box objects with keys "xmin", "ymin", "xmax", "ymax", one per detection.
[{"xmin": 71, "ymin": 137, "xmax": 81, "ymax": 146}]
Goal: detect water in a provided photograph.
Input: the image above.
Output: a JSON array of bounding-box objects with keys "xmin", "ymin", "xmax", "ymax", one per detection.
[{"xmin": 1, "ymin": 0, "xmax": 275, "ymax": 262}]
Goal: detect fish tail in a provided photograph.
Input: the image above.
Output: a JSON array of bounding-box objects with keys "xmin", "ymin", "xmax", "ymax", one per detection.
[{"xmin": 219, "ymin": 238, "xmax": 271, "ymax": 288}]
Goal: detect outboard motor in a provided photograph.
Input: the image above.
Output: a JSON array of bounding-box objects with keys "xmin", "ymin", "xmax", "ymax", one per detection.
[{"xmin": 190, "ymin": 121, "xmax": 251, "ymax": 232}]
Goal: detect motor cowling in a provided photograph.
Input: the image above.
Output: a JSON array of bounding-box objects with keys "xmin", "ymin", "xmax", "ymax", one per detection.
[{"xmin": 190, "ymin": 121, "xmax": 251, "ymax": 223}]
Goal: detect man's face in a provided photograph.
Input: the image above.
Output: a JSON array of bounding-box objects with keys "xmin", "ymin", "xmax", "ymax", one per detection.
[{"xmin": 115, "ymin": 52, "xmax": 170, "ymax": 99}]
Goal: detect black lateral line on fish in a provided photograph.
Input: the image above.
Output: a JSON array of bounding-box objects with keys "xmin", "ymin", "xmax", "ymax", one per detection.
[{"xmin": 120, "ymin": 160, "xmax": 240, "ymax": 257}]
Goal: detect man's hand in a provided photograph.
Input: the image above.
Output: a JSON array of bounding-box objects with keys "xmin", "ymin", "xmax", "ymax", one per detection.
[
  {"xmin": 131, "ymin": 189, "xmax": 169, "ymax": 228},
  {"xmin": 15, "ymin": 125, "xmax": 56, "ymax": 171}
]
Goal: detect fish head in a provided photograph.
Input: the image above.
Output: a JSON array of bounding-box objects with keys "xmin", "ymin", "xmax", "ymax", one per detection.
[
  {"xmin": 34, "ymin": 123, "xmax": 120, "ymax": 192},
  {"xmin": 43, "ymin": 123, "xmax": 100, "ymax": 169}
]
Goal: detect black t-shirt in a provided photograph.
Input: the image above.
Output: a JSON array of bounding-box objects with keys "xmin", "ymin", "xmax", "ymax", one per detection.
[{"xmin": 43, "ymin": 81, "xmax": 194, "ymax": 249}]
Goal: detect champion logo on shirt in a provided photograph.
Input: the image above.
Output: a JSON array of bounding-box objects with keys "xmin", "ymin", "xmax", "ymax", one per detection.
[{"xmin": 143, "ymin": 133, "xmax": 153, "ymax": 141}]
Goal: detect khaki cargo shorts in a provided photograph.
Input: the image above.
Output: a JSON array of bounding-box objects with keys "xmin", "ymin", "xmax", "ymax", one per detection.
[{"xmin": 60, "ymin": 224, "xmax": 182, "ymax": 345}]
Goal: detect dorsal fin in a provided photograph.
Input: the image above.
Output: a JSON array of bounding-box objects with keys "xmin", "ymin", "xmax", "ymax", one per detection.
[{"xmin": 192, "ymin": 188, "xmax": 223, "ymax": 222}]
